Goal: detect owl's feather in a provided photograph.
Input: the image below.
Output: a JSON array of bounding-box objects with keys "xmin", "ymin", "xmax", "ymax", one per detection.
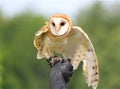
[
  {"xmin": 34, "ymin": 24, "xmax": 48, "ymax": 59},
  {"xmin": 65, "ymin": 26, "xmax": 99, "ymax": 89}
]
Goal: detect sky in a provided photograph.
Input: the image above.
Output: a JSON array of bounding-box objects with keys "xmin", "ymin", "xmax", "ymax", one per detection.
[{"xmin": 0, "ymin": 0, "xmax": 120, "ymax": 19}]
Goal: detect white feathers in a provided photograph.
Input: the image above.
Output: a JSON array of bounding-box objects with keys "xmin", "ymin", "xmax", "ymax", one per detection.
[
  {"xmin": 50, "ymin": 17, "xmax": 69, "ymax": 36},
  {"xmin": 86, "ymin": 51, "xmax": 94, "ymax": 86},
  {"xmin": 37, "ymin": 51, "xmax": 44, "ymax": 59},
  {"xmin": 35, "ymin": 30, "xmax": 42, "ymax": 36},
  {"xmin": 71, "ymin": 26, "xmax": 99, "ymax": 89}
]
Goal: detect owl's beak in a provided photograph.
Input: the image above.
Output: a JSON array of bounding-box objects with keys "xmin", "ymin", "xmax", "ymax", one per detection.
[
  {"xmin": 56, "ymin": 26, "xmax": 61, "ymax": 32},
  {"xmin": 56, "ymin": 29, "xmax": 59, "ymax": 32}
]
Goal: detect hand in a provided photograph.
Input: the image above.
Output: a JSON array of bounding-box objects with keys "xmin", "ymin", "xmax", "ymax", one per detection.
[
  {"xmin": 49, "ymin": 57, "xmax": 73, "ymax": 84},
  {"xmin": 60, "ymin": 58, "xmax": 73, "ymax": 83}
]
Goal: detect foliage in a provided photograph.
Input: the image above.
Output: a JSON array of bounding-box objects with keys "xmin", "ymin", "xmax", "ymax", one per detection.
[
  {"xmin": 0, "ymin": 12, "xmax": 50, "ymax": 89},
  {"xmin": 0, "ymin": 2, "xmax": 120, "ymax": 89}
]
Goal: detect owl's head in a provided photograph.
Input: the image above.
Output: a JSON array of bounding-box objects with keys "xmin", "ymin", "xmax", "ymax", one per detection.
[{"xmin": 49, "ymin": 14, "xmax": 72, "ymax": 36}]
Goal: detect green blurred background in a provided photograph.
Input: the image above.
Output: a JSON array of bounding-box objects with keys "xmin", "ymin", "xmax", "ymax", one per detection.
[{"xmin": 0, "ymin": 1, "xmax": 120, "ymax": 89}]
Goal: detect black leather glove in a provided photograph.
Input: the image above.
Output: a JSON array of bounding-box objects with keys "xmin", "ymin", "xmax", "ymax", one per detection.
[
  {"xmin": 60, "ymin": 59, "xmax": 73, "ymax": 83},
  {"xmin": 49, "ymin": 57, "xmax": 73, "ymax": 89}
]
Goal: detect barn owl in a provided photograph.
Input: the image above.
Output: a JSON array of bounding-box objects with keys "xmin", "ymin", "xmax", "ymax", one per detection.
[{"xmin": 34, "ymin": 14, "xmax": 99, "ymax": 89}]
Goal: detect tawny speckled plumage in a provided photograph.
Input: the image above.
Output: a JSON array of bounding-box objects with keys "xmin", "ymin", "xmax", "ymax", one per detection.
[{"xmin": 33, "ymin": 14, "xmax": 99, "ymax": 89}]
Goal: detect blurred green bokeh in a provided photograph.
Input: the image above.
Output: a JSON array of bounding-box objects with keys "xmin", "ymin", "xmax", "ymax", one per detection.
[{"xmin": 0, "ymin": 2, "xmax": 120, "ymax": 89}]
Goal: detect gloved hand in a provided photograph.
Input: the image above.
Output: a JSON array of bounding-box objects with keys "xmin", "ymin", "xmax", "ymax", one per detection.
[
  {"xmin": 48, "ymin": 57, "xmax": 73, "ymax": 89},
  {"xmin": 60, "ymin": 58, "xmax": 73, "ymax": 83}
]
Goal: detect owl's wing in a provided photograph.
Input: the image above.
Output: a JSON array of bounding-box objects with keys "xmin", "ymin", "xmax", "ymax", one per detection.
[
  {"xmin": 34, "ymin": 25, "xmax": 48, "ymax": 59},
  {"xmin": 71, "ymin": 26, "xmax": 99, "ymax": 89}
]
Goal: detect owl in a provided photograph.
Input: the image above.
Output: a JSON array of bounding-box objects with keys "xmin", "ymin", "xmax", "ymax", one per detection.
[{"xmin": 34, "ymin": 14, "xmax": 99, "ymax": 89}]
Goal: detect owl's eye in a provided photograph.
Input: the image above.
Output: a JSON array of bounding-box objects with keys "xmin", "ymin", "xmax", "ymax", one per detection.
[
  {"xmin": 60, "ymin": 22, "xmax": 65, "ymax": 26},
  {"xmin": 52, "ymin": 22, "xmax": 55, "ymax": 26}
]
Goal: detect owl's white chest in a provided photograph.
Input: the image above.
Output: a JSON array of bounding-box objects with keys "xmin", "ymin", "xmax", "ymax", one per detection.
[
  {"xmin": 44, "ymin": 33, "xmax": 82, "ymax": 59},
  {"xmin": 45, "ymin": 36, "xmax": 68, "ymax": 55}
]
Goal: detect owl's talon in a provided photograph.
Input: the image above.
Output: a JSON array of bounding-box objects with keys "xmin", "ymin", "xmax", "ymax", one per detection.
[
  {"xmin": 67, "ymin": 58, "xmax": 71, "ymax": 62},
  {"xmin": 61, "ymin": 59, "xmax": 65, "ymax": 63},
  {"xmin": 47, "ymin": 56, "xmax": 64, "ymax": 67}
]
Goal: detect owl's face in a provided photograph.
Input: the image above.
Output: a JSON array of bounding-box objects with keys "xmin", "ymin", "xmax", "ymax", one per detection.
[{"xmin": 49, "ymin": 16, "xmax": 70, "ymax": 36}]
